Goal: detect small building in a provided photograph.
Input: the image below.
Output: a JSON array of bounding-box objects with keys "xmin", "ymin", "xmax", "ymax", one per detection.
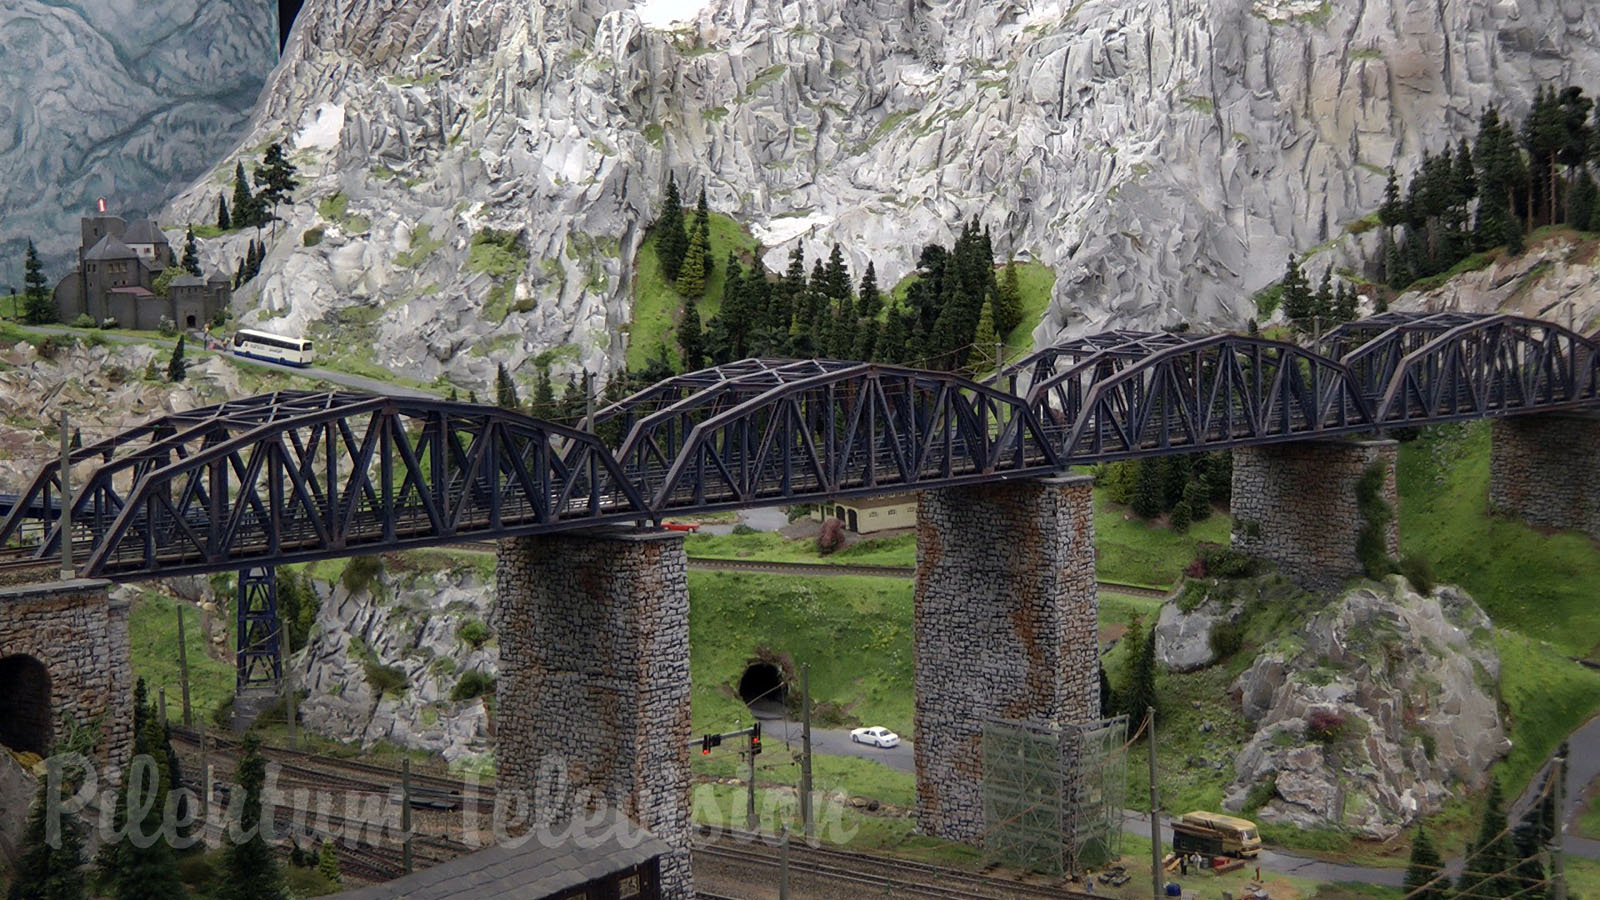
[
  {"xmin": 324, "ymin": 813, "xmax": 670, "ymax": 900},
  {"xmin": 816, "ymin": 492, "xmax": 918, "ymax": 534},
  {"xmin": 52, "ymin": 213, "xmax": 229, "ymax": 329}
]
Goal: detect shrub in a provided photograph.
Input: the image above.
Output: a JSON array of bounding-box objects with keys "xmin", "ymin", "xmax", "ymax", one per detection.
[
  {"xmin": 302, "ymin": 226, "xmax": 325, "ymax": 247},
  {"xmin": 785, "ymin": 504, "xmax": 816, "ymax": 522},
  {"xmin": 100, "ymin": 317, "xmax": 118, "ymax": 329},
  {"xmin": 1195, "ymin": 543, "xmax": 1260, "ymax": 579},
  {"xmin": 362, "ymin": 660, "xmax": 408, "ymax": 696},
  {"xmin": 1399, "ymin": 554, "xmax": 1435, "ymax": 595},
  {"xmin": 157, "ymin": 315, "xmax": 177, "ymax": 336},
  {"xmin": 450, "ymin": 669, "xmax": 495, "ymax": 701},
  {"xmin": 34, "ymin": 334, "xmax": 72, "ymax": 357},
  {"xmin": 1306, "ymin": 708, "xmax": 1347, "ymax": 743},
  {"xmin": 70, "ymin": 313, "xmax": 95, "ymax": 328},
  {"xmin": 176, "ymin": 853, "xmax": 217, "ymax": 887},
  {"xmin": 341, "ymin": 554, "xmax": 383, "ymax": 595},
  {"xmin": 456, "ymin": 619, "xmax": 491, "ymax": 649},
  {"xmin": 1355, "ymin": 462, "xmax": 1397, "ymax": 578},
  {"xmin": 730, "ymin": 523, "xmax": 758, "ymax": 535},
  {"xmin": 1209, "ymin": 619, "xmax": 1246, "ymax": 660},
  {"xmin": 817, "ymin": 517, "xmax": 845, "ymax": 555},
  {"xmin": 1242, "ymin": 775, "xmax": 1279, "ymax": 813}
]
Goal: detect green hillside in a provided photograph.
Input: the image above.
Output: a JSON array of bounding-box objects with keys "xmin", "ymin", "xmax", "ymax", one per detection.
[{"xmin": 628, "ymin": 211, "xmax": 760, "ymax": 369}]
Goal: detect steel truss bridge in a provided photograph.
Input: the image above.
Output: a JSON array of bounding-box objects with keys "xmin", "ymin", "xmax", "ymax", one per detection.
[{"xmin": 1, "ymin": 311, "xmax": 1596, "ymax": 687}]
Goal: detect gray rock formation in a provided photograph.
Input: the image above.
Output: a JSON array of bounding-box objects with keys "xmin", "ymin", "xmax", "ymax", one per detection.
[
  {"xmin": 1223, "ymin": 578, "xmax": 1508, "ymax": 839},
  {"xmin": 0, "ymin": 2, "xmax": 276, "ymax": 274},
  {"xmin": 162, "ymin": 0, "xmax": 1600, "ymax": 392},
  {"xmin": 1388, "ymin": 232, "xmax": 1600, "ymax": 329},
  {"xmin": 1154, "ymin": 584, "xmax": 1245, "ymax": 672},
  {"xmin": 296, "ymin": 560, "xmax": 499, "ymax": 768}
]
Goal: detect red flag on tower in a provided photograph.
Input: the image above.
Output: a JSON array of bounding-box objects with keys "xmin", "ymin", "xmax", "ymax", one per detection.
[{"xmin": 96, "ymin": 198, "xmax": 106, "ymax": 213}]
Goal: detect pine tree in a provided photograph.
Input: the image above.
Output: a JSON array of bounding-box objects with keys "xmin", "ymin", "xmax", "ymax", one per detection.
[
  {"xmin": 217, "ymin": 194, "xmax": 232, "ymax": 230},
  {"xmin": 1311, "ymin": 269, "xmax": 1334, "ymax": 328},
  {"xmin": 253, "ymin": 143, "xmax": 300, "ymax": 220},
  {"xmin": 1457, "ymin": 778, "xmax": 1516, "ymax": 900},
  {"xmin": 181, "ymin": 227, "xmax": 202, "ymax": 277},
  {"xmin": 693, "ymin": 186, "xmax": 711, "ymax": 240},
  {"xmin": 217, "ymin": 735, "xmax": 286, "ymax": 900},
  {"xmin": 1182, "ymin": 478, "xmax": 1211, "ymax": 522},
  {"xmin": 678, "ymin": 295, "xmax": 705, "ymax": 370},
  {"xmin": 675, "ymin": 221, "xmax": 709, "ymax": 297},
  {"xmin": 1570, "ymin": 173, "xmax": 1598, "ymax": 229},
  {"xmin": 1333, "ymin": 282, "xmax": 1357, "ymax": 323},
  {"xmin": 877, "ymin": 304, "xmax": 908, "ymax": 363},
  {"xmin": 22, "ymin": 238, "xmax": 54, "ymax": 325},
  {"xmin": 852, "ymin": 262, "xmax": 883, "ymax": 361},
  {"xmin": 103, "ymin": 681, "xmax": 187, "ymax": 900},
  {"xmin": 532, "ymin": 367, "xmax": 555, "ymax": 419},
  {"xmin": 1131, "ymin": 457, "xmax": 1165, "ymax": 519},
  {"xmin": 316, "ymin": 841, "xmax": 342, "ymax": 887},
  {"xmin": 1403, "ymin": 829, "xmax": 1446, "ymax": 900},
  {"xmin": 495, "ymin": 363, "xmax": 520, "ymax": 410},
  {"xmin": 231, "ymin": 162, "xmax": 259, "ymax": 228},
  {"xmin": 8, "ymin": 775, "xmax": 88, "ymax": 900},
  {"xmin": 1383, "ymin": 227, "xmax": 1408, "ymax": 289},
  {"xmin": 1169, "ymin": 495, "xmax": 1192, "ymax": 533},
  {"xmin": 1280, "ymin": 255, "xmax": 1312, "ymax": 327},
  {"xmin": 992, "ymin": 256, "xmax": 1024, "ymax": 337},
  {"xmin": 167, "ymin": 335, "xmax": 187, "ymax": 383},
  {"xmin": 655, "ymin": 174, "xmax": 689, "ymax": 283},
  {"xmin": 971, "ymin": 297, "xmax": 1000, "ymax": 374},
  {"xmin": 1120, "ymin": 616, "xmax": 1159, "ymax": 727}
]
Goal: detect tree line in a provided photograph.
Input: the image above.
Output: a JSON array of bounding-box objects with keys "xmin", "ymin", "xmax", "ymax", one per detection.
[
  {"xmin": 1377, "ymin": 85, "xmax": 1600, "ymax": 291},
  {"xmin": 1403, "ymin": 770, "xmax": 1561, "ymax": 900},
  {"xmin": 651, "ymin": 175, "xmax": 1030, "ymax": 375}
]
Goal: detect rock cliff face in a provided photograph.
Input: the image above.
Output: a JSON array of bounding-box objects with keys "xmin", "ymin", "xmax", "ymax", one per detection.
[
  {"xmin": 0, "ymin": 2, "xmax": 275, "ymax": 274},
  {"xmin": 1222, "ymin": 578, "xmax": 1506, "ymax": 839},
  {"xmin": 163, "ymin": 0, "xmax": 1600, "ymax": 391}
]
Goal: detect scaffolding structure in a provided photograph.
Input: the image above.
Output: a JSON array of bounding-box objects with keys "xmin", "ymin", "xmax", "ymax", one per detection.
[{"xmin": 982, "ymin": 715, "xmax": 1128, "ymax": 877}]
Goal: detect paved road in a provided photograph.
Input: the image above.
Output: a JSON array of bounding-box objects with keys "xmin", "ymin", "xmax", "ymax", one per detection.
[
  {"xmin": 760, "ymin": 715, "xmax": 915, "ymax": 772},
  {"xmin": 28, "ymin": 325, "xmax": 435, "ymax": 398}
]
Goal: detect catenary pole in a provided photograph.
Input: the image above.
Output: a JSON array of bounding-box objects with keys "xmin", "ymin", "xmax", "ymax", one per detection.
[{"xmin": 1149, "ymin": 706, "xmax": 1161, "ymax": 900}]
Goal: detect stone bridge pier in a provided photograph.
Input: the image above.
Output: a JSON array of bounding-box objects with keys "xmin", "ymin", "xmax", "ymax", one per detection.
[
  {"xmin": 1489, "ymin": 414, "xmax": 1600, "ymax": 539},
  {"xmin": 912, "ymin": 475, "xmax": 1100, "ymax": 842},
  {"xmin": 495, "ymin": 530, "xmax": 692, "ymax": 899},
  {"xmin": 1229, "ymin": 439, "xmax": 1399, "ymax": 589},
  {"xmin": 0, "ymin": 577, "xmax": 133, "ymax": 771}
]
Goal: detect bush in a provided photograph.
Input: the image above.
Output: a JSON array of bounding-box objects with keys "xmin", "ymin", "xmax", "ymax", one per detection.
[
  {"xmin": 730, "ymin": 523, "xmax": 758, "ymax": 535},
  {"xmin": 176, "ymin": 853, "xmax": 218, "ymax": 888},
  {"xmin": 362, "ymin": 660, "xmax": 408, "ymax": 696},
  {"xmin": 157, "ymin": 316, "xmax": 177, "ymax": 336},
  {"xmin": 1399, "ymin": 554, "xmax": 1435, "ymax": 595},
  {"xmin": 450, "ymin": 669, "xmax": 495, "ymax": 702},
  {"xmin": 1242, "ymin": 775, "xmax": 1279, "ymax": 813},
  {"xmin": 1192, "ymin": 543, "xmax": 1261, "ymax": 579},
  {"xmin": 70, "ymin": 313, "xmax": 95, "ymax": 328},
  {"xmin": 34, "ymin": 334, "xmax": 72, "ymax": 357},
  {"xmin": 1209, "ymin": 619, "xmax": 1246, "ymax": 661},
  {"xmin": 341, "ymin": 554, "xmax": 383, "ymax": 595},
  {"xmin": 1306, "ymin": 708, "xmax": 1347, "ymax": 743},
  {"xmin": 100, "ymin": 317, "xmax": 118, "ymax": 329},
  {"xmin": 302, "ymin": 226, "xmax": 325, "ymax": 247},
  {"xmin": 456, "ymin": 619, "xmax": 490, "ymax": 649},
  {"xmin": 817, "ymin": 517, "xmax": 845, "ymax": 555},
  {"xmin": 785, "ymin": 504, "xmax": 816, "ymax": 523}
]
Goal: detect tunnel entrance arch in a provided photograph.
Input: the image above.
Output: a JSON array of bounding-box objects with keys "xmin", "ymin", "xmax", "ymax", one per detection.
[
  {"xmin": 0, "ymin": 654, "xmax": 51, "ymax": 755},
  {"xmin": 737, "ymin": 662, "xmax": 788, "ymax": 710}
]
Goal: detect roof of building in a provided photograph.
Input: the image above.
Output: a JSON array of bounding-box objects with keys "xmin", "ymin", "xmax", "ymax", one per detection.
[
  {"xmin": 324, "ymin": 813, "xmax": 667, "ymax": 900},
  {"xmin": 206, "ymin": 270, "xmax": 229, "ymax": 284},
  {"xmin": 83, "ymin": 234, "xmax": 136, "ymax": 262},
  {"xmin": 170, "ymin": 275, "xmax": 207, "ymax": 287},
  {"xmin": 120, "ymin": 219, "xmax": 169, "ymax": 246},
  {"xmin": 107, "ymin": 286, "xmax": 154, "ymax": 297},
  {"xmin": 834, "ymin": 492, "xmax": 918, "ymax": 510}
]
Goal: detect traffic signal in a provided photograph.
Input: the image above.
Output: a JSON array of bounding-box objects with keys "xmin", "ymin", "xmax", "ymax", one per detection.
[
  {"xmin": 701, "ymin": 733, "xmax": 721, "ymax": 755},
  {"xmin": 750, "ymin": 721, "xmax": 761, "ymax": 756}
]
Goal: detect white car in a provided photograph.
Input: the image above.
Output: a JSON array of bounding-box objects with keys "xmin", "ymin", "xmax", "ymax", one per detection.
[{"xmin": 850, "ymin": 726, "xmax": 900, "ymax": 748}]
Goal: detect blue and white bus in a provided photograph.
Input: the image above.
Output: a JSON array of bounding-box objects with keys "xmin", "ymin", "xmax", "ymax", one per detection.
[{"xmin": 231, "ymin": 328, "xmax": 316, "ymax": 367}]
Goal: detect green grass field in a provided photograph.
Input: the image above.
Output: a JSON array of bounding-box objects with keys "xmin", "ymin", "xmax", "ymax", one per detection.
[
  {"xmin": 1397, "ymin": 422, "xmax": 1600, "ymax": 661},
  {"xmin": 628, "ymin": 211, "xmax": 761, "ymax": 370},
  {"xmin": 685, "ymin": 529, "xmax": 916, "ymax": 566},
  {"xmin": 127, "ymin": 591, "xmax": 236, "ymax": 723},
  {"xmin": 888, "ymin": 260, "xmax": 1056, "ymax": 362}
]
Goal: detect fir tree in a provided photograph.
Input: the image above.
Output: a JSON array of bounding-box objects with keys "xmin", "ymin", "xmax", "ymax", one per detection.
[
  {"xmin": 1379, "ymin": 167, "xmax": 1405, "ymax": 228},
  {"xmin": 992, "ymin": 256, "xmax": 1024, "ymax": 337},
  {"xmin": 877, "ymin": 304, "xmax": 908, "ymax": 363},
  {"xmin": 1182, "ymin": 478, "xmax": 1211, "ymax": 522},
  {"xmin": 1333, "ymin": 282, "xmax": 1358, "ymax": 323},
  {"xmin": 217, "ymin": 735, "xmax": 286, "ymax": 900},
  {"xmin": 8, "ymin": 774, "xmax": 88, "ymax": 900},
  {"xmin": 532, "ymin": 367, "xmax": 555, "ymax": 419},
  {"xmin": 693, "ymin": 187, "xmax": 710, "ymax": 240},
  {"xmin": 1169, "ymin": 494, "xmax": 1192, "ymax": 533},
  {"xmin": 317, "ymin": 841, "xmax": 342, "ymax": 886},
  {"xmin": 495, "ymin": 363, "xmax": 520, "ymax": 410},
  {"xmin": 1130, "ymin": 457, "xmax": 1165, "ymax": 519},
  {"xmin": 1457, "ymin": 778, "xmax": 1516, "ymax": 900},
  {"xmin": 678, "ymin": 295, "xmax": 705, "ymax": 370},
  {"xmin": 821, "ymin": 243, "xmax": 852, "ymax": 304},
  {"xmin": 1570, "ymin": 173, "xmax": 1598, "ymax": 229},
  {"xmin": 1383, "ymin": 227, "xmax": 1407, "ymax": 289},
  {"xmin": 253, "ymin": 143, "xmax": 299, "ymax": 221},
  {"xmin": 675, "ymin": 221, "xmax": 709, "ymax": 298},
  {"xmin": 1311, "ymin": 269, "xmax": 1334, "ymax": 329},
  {"xmin": 167, "ymin": 335, "xmax": 187, "ymax": 383},
  {"xmin": 655, "ymin": 174, "xmax": 689, "ymax": 283},
  {"xmin": 1120, "ymin": 616, "xmax": 1159, "ymax": 728},
  {"xmin": 1403, "ymin": 829, "xmax": 1446, "ymax": 900},
  {"xmin": 217, "ymin": 194, "xmax": 231, "ymax": 230},
  {"xmin": 230, "ymin": 162, "xmax": 259, "ymax": 228},
  {"xmin": 103, "ymin": 681, "xmax": 187, "ymax": 900},
  {"xmin": 1280, "ymin": 255, "xmax": 1312, "ymax": 327},
  {"xmin": 971, "ymin": 297, "xmax": 1000, "ymax": 374},
  {"xmin": 181, "ymin": 228, "xmax": 202, "ymax": 277},
  {"xmin": 856, "ymin": 261, "xmax": 883, "ymax": 321},
  {"xmin": 22, "ymin": 238, "xmax": 54, "ymax": 325}
]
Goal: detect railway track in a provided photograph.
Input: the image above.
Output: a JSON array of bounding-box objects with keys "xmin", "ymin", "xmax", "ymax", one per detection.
[{"xmin": 693, "ymin": 825, "xmax": 1090, "ymax": 900}]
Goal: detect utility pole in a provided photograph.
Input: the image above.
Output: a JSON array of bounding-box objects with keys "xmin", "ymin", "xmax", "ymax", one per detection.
[
  {"xmin": 746, "ymin": 731, "xmax": 758, "ymax": 831},
  {"xmin": 584, "ymin": 370, "xmax": 595, "ymax": 432},
  {"xmin": 402, "ymin": 757, "xmax": 414, "ymax": 873},
  {"xmin": 283, "ymin": 614, "xmax": 297, "ymax": 749},
  {"xmin": 800, "ymin": 664, "xmax": 813, "ymax": 842},
  {"xmin": 58, "ymin": 410, "xmax": 72, "ymax": 580},
  {"xmin": 1149, "ymin": 706, "xmax": 1161, "ymax": 900},
  {"xmin": 1553, "ymin": 752, "xmax": 1568, "ymax": 900},
  {"xmin": 158, "ymin": 687, "xmax": 168, "ymax": 725},
  {"xmin": 176, "ymin": 604, "xmax": 194, "ymax": 727},
  {"xmin": 995, "ymin": 340, "xmax": 1003, "ymax": 377},
  {"xmin": 779, "ymin": 826, "xmax": 791, "ymax": 899}
]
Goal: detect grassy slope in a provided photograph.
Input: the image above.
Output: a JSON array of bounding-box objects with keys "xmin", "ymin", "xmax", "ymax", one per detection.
[
  {"xmin": 888, "ymin": 260, "xmax": 1057, "ymax": 361},
  {"xmin": 128, "ymin": 591, "xmax": 236, "ymax": 721},
  {"xmin": 628, "ymin": 211, "xmax": 760, "ymax": 370},
  {"xmin": 1397, "ymin": 422, "xmax": 1600, "ymax": 661}
]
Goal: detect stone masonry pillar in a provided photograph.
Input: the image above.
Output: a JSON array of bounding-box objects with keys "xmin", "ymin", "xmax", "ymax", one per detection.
[
  {"xmin": 1230, "ymin": 439, "xmax": 1399, "ymax": 590},
  {"xmin": 912, "ymin": 475, "xmax": 1098, "ymax": 843},
  {"xmin": 495, "ymin": 530, "xmax": 692, "ymax": 898},
  {"xmin": 1489, "ymin": 415, "xmax": 1600, "ymax": 539}
]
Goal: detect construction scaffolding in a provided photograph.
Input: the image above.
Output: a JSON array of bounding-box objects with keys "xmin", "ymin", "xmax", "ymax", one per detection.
[{"xmin": 982, "ymin": 715, "xmax": 1128, "ymax": 877}]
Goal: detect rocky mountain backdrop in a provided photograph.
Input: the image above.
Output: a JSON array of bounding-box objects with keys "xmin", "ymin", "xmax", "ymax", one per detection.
[
  {"xmin": 159, "ymin": 0, "xmax": 1600, "ymax": 392},
  {"xmin": 1, "ymin": 1, "xmax": 276, "ymax": 276}
]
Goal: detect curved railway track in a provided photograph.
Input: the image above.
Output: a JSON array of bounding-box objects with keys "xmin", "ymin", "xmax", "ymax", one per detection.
[{"xmin": 693, "ymin": 825, "xmax": 1091, "ymax": 900}]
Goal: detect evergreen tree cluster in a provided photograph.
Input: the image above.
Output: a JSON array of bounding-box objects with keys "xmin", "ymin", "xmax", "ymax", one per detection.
[
  {"xmin": 1405, "ymin": 773, "xmax": 1561, "ymax": 900},
  {"xmin": 1098, "ymin": 452, "xmax": 1231, "ymax": 532},
  {"xmin": 1278, "ymin": 255, "xmax": 1360, "ymax": 332},
  {"xmin": 1378, "ymin": 85, "xmax": 1600, "ymax": 290},
  {"xmin": 22, "ymin": 238, "xmax": 54, "ymax": 325},
  {"xmin": 95, "ymin": 679, "xmax": 188, "ymax": 900},
  {"xmin": 652, "ymin": 179, "xmax": 1029, "ymax": 373},
  {"xmin": 225, "ymin": 143, "xmax": 300, "ymax": 231},
  {"xmin": 233, "ymin": 239, "xmax": 266, "ymax": 289}
]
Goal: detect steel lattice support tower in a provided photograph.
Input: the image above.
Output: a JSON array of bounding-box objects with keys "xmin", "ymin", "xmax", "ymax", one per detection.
[{"xmin": 236, "ymin": 566, "xmax": 282, "ymax": 691}]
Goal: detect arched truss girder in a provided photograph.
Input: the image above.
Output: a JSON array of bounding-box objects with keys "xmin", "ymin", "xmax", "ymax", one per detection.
[
  {"xmin": 1325, "ymin": 311, "xmax": 1499, "ymax": 400},
  {"xmin": 1046, "ymin": 334, "xmax": 1375, "ymax": 461},
  {"xmin": 643, "ymin": 364, "xmax": 1061, "ymax": 513},
  {"xmin": 19, "ymin": 393, "xmax": 649, "ymax": 578},
  {"xmin": 1363, "ymin": 314, "xmax": 1600, "ymax": 424},
  {"xmin": 587, "ymin": 359, "xmax": 848, "ymax": 432}
]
